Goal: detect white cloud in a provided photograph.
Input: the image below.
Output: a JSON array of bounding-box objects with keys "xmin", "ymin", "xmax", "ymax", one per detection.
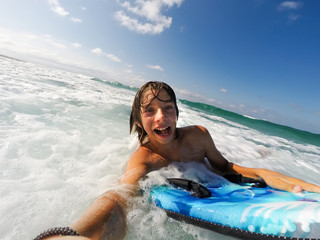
[
  {"xmin": 175, "ymin": 88, "xmax": 202, "ymax": 100},
  {"xmin": 124, "ymin": 69, "xmax": 133, "ymax": 74},
  {"xmin": 277, "ymin": 2, "xmax": 303, "ymax": 23},
  {"xmin": 70, "ymin": 17, "xmax": 82, "ymax": 23},
  {"xmin": 48, "ymin": 0, "xmax": 83, "ymax": 24},
  {"xmin": 0, "ymin": 28, "xmax": 149, "ymax": 89},
  {"xmin": 146, "ymin": 64, "xmax": 164, "ymax": 71},
  {"xmin": 91, "ymin": 48, "xmax": 122, "ymax": 62},
  {"xmin": 278, "ymin": 1, "xmax": 303, "ymax": 11},
  {"xmin": 114, "ymin": 0, "xmax": 183, "ymax": 35},
  {"xmin": 175, "ymin": 88, "xmax": 217, "ymax": 105},
  {"xmin": 0, "ymin": 28, "xmax": 85, "ymax": 68},
  {"xmin": 91, "ymin": 48, "xmax": 104, "ymax": 56},
  {"xmin": 288, "ymin": 13, "xmax": 300, "ymax": 22},
  {"xmin": 220, "ymin": 88, "xmax": 228, "ymax": 93},
  {"xmin": 48, "ymin": 0, "xmax": 69, "ymax": 16},
  {"xmin": 72, "ymin": 42, "xmax": 82, "ymax": 48},
  {"xmin": 107, "ymin": 54, "xmax": 122, "ymax": 63},
  {"xmin": 42, "ymin": 34, "xmax": 67, "ymax": 49}
]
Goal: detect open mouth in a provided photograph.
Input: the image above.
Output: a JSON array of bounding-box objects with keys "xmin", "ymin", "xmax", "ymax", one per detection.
[{"xmin": 154, "ymin": 126, "xmax": 171, "ymax": 136}]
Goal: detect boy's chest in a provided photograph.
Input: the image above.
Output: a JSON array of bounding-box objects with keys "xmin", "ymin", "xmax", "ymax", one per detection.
[
  {"xmin": 149, "ymin": 143, "xmax": 206, "ymax": 168},
  {"xmin": 170, "ymin": 147, "xmax": 206, "ymax": 163}
]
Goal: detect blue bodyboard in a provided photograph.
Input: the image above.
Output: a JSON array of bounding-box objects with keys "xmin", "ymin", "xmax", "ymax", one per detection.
[{"xmin": 150, "ymin": 177, "xmax": 320, "ymax": 239}]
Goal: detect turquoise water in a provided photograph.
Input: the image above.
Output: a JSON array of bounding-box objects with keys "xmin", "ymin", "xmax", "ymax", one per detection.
[
  {"xmin": 0, "ymin": 55, "xmax": 319, "ymax": 240},
  {"xmin": 179, "ymin": 99, "xmax": 320, "ymax": 147}
]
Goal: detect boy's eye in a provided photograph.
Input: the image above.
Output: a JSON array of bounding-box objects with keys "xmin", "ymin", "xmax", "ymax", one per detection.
[
  {"xmin": 165, "ymin": 105, "xmax": 174, "ymax": 111},
  {"xmin": 144, "ymin": 107, "xmax": 154, "ymax": 113}
]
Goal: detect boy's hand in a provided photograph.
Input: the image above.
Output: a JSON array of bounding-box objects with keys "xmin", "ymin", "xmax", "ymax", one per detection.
[{"xmin": 257, "ymin": 169, "xmax": 320, "ymax": 193}]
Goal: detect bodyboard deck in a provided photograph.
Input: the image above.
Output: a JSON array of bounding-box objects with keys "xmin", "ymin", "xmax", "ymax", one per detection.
[{"xmin": 150, "ymin": 178, "xmax": 320, "ymax": 239}]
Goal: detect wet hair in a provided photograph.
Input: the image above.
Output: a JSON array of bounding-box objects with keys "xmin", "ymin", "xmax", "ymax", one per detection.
[{"xmin": 130, "ymin": 81, "xmax": 179, "ymax": 144}]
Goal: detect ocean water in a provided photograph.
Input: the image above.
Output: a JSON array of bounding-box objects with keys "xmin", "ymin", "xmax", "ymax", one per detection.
[{"xmin": 0, "ymin": 55, "xmax": 319, "ymax": 240}]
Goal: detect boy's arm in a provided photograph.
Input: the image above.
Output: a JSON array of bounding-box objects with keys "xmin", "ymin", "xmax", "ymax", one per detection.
[
  {"xmin": 68, "ymin": 148, "xmax": 149, "ymax": 240},
  {"xmin": 200, "ymin": 125, "xmax": 320, "ymax": 193},
  {"xmin": 226, "ymin": 162, "xmax": 320, "ymax": 193}
]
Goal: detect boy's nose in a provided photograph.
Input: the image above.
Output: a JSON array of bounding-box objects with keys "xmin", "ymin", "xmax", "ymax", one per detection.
[{"xmin": 155, "ymin": 108, "xmax": 165, "ymax": 121}]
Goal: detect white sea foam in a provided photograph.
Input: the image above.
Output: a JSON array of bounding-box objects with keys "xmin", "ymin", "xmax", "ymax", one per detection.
[{"xmin": 0, "ymin": 56, "xmax": 319, "ymax": 239}]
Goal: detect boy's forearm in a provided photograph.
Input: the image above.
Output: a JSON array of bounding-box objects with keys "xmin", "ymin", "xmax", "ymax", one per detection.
[
  {"xmin": 225, "ymin": 162, "xmax": 264, "ymax": 179},
  {"xmin": 70, "ymin": 190, "xmax": 127, "ymax": 240}
]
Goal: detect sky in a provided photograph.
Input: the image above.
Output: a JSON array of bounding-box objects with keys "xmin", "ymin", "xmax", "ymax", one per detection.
[{"xmin": 0, "ymin": 0, "xmax": 319, "ymax": 134}]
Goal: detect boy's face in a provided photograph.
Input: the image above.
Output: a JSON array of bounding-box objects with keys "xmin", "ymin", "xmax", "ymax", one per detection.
[{"xmin": 140, "ymin": 89, "xmax": 177, "ymax": 145}]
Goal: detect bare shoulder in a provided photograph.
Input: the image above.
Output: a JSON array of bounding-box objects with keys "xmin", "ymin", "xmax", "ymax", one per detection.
[
  {"xmin": 128, "ymin": 145, "xmax": 168, "ymax": 167},
  {"xmin": 120, "ymin": 146, "xmax": 152, "ymax": 184},
  {"xmin": 179, "ymin": 125, "xmax": 210, "ymax": 137},
  {"xmin": 125, "ymin": 145, "xmax": 170, "ymax": 177},
  {"xmin": 128, "ymin": 146, "xmax": 152, "ymax": 166}
]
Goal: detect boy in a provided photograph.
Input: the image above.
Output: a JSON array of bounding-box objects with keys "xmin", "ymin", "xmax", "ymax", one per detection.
[{"xmin": 37, "ymin": 81, "xmax": 320, "ymax": 240}]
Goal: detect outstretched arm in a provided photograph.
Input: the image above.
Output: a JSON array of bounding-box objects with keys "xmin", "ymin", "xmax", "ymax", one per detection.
[
  {"xmin": 40, "ymin": 186, "xmax": 130, "ymax": 240},
  {"xmin": 69, "ymin": 150, "xmax": 148, "ymax": 240},
  {"xmin": 200, "ymin": 125, "xmax": 320, "ymax": 193},
  {"xmin": 69, "ymin": 190, "xmax": 128, "ymax": 240},
  {"xmin": 42, "ymin": 149, "xmax": 148, "ymax": 240}
]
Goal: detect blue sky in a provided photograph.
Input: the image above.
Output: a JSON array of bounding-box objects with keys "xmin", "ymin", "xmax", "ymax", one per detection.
[{"xmin": 0, "ymin": 0, "xmax": 319, "ymax": 133}]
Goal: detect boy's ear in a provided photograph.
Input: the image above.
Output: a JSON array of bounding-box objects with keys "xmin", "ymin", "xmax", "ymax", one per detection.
[{"xmin": 136, "ymin": 122, "xmax": 142, "ymax": 128}]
